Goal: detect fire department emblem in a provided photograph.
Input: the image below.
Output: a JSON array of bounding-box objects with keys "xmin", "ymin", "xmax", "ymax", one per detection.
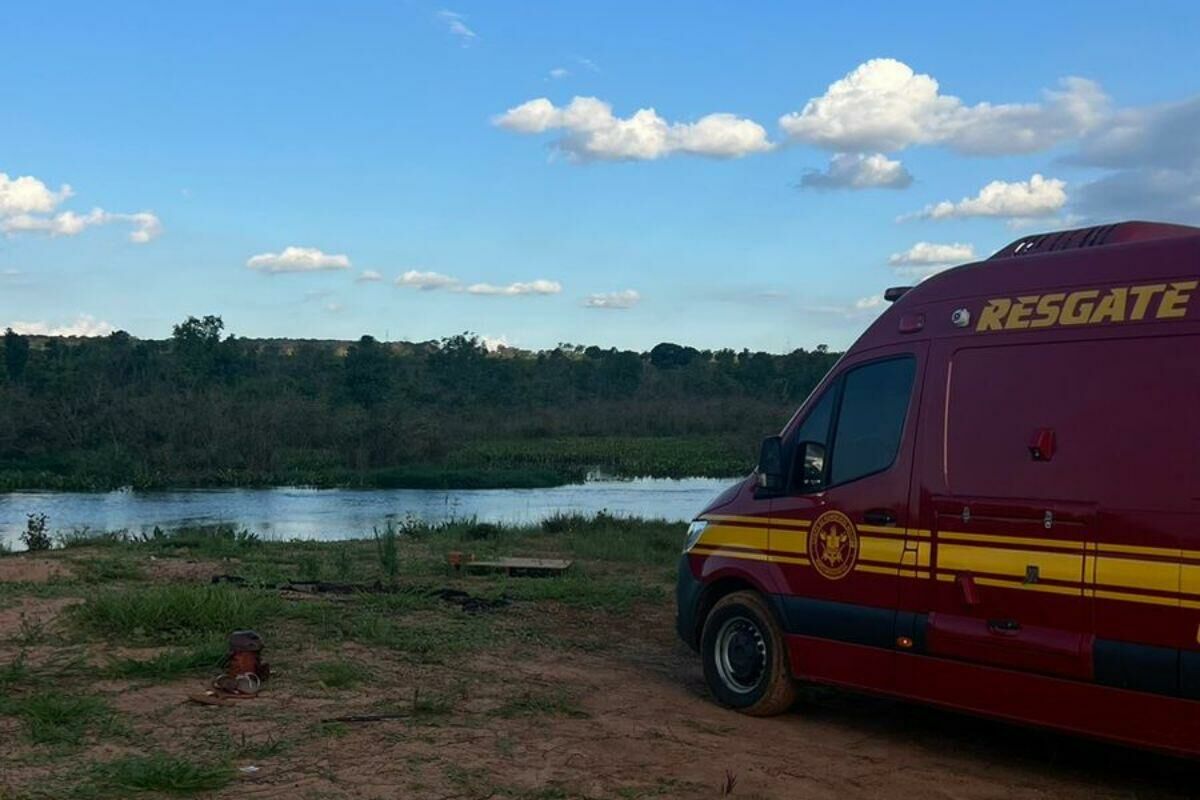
[{"xmin": 808, "ymin": 510, "xmax": 859, "ymax": 581}]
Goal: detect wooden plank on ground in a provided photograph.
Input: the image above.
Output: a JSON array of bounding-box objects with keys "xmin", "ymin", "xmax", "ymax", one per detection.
[{"xmin": 464, "ymin": 557, "xmax": 573, "ymax": 576}]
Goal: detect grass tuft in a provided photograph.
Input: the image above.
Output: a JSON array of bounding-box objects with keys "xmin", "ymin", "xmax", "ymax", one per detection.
[
  {"xmin": 491, "ymin": 689, "xmax": 589, "ymax": 719},
  {"xmin": 314, "ymin": 659, "xmax": 369, "ymax": 689},
  {"xmin": 0, "ymin": 691, "xmax": 110, "ymax": 745},
  {"xmin": 105, "ymin": 639, "xmax": 227, "ymax": 680},
  {"xmin": 72, "ymin": 584, "xmax": 280, "ymax": 643},
  {"xmin": 90, "ymin": 754, "xmax": 234, "ymax": 795}
]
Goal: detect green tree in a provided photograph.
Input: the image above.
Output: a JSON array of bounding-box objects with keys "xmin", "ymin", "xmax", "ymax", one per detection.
[
  {"xmin": 344, "ymin": 335, "xmax": 392, "ymax": 407},
  {"xmin": 4, "ymin": 328, "xmax": 30, "ymax": 382}
]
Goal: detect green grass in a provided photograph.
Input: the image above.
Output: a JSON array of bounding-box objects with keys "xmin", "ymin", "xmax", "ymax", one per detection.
[
  {"xmin": 491, "ymin": 689, "xmax": 589, "ymax": 719},
  {"xmin": 89, "ymin": 754, "xmax": 233, "ymax": 795},
  {"xmin": 492, "ymin": 572, "xmax": 664, "ymax": 613},
  {"xmin": 105, "ymin": 639, "xmax": 227, "ymax": 680},
  {"xmin": 0, "ymin": 691, "xmax": 110, "ymax": 746},
  {"xmin": 71, "ymin": 556, "xmax": 146, "ymax": 583},
  {"xmin": 72, "ymin": 584, "xmax": 281, "ymax": 643},
  {"xmin": 314, "ymin": 659, "xmax": 369, "ymax": 689}
]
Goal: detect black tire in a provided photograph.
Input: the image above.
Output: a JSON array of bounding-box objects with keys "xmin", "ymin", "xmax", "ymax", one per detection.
[{"xmin": 700, "ymin": 590, "xmax": 796, "ymax": 716}]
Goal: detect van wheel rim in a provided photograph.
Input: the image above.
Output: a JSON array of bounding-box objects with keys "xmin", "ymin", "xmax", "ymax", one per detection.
[{"xmin": 714, "ymin": 615, "xmax": 767, "ymax": 694}]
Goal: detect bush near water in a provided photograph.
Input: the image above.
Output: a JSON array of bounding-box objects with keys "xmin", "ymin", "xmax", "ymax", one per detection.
[{"xmin": 0, "ymin": 318, "xmax": 839, "ymax": 490}]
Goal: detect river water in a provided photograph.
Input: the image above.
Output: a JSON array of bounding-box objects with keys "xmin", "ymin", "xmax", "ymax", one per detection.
[{"xmin": 0, "ymin": 477, "xmax": 738, "ymax": 550}]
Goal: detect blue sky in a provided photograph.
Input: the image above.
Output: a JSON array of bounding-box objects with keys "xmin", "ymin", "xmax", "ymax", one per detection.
[{"xmin": 3, "ymin": 1, "xmax": 1199, "ymax": 351}]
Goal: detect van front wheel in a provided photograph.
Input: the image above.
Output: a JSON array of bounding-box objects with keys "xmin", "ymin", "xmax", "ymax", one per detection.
[{"xmin": 700, "ymin": 590, "xmax": 796, "ymax": 716}]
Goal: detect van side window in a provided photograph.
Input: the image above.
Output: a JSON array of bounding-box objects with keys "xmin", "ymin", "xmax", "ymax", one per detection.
[{"xmin": 828, "ymin": 357, "xmax": 915, "ymax": 486}]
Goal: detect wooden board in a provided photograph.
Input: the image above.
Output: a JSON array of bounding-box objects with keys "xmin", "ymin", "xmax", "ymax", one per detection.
[{"xmin": 463, "ymin": 557, "xmax": 573, "ymax": 576}]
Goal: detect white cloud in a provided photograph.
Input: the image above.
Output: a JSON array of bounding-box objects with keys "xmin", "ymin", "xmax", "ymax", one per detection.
[
  {"xmin": 854, "ymin": 295, "xmax": 885, "ymax": 311},
  {"xmin": 1069, "ymin": 95, "xmax": 1200, "ymax": 224},
  {"xmin": 5, "ymin": 314, "xmax": 115, "ymax": 337},
  {"xmin": 1, "ymin": 208, "xmax": 162, "ymax": 243},
  {"xmin": 246, "ymin": 246, "xmax": 351, "ymax": 273},
  {"xmin": 466, "ymin": 279, "xmax": 561, "ymax": 296},
  {"xmin": 576, "ymin": 57, "xmax": 600, "ymax": 73},
  {"xmin": 396, "ymin": 270, "xmax": 461, "ymax": 291},
  {"xmin": 584, "ymin": 289, "xmax": 640, "ymax": 309},
  {"xmin": 780, "ymin": 59, "xmax": 1107, "ymax": 155},
  {"xmin": 0, "ymin": 173, "xmax": 73, "ymax": 215},
  {"xmin": 395, "ymin": 270, "xmax": 562, "ymax": 296},
  {"xmin": 356, "ymin": 270, "xmax": 383, "ymax": 283},
  {"xmin": 493, "ymin": 96, "xmax": 772, "ymax": 161},
  {"xmin": 799, "ymin": 152, "xmax": 913, "ymax": 190},
  {"xmin": 481, "ymin": 334, "xmax": 512, "ymax": 352},
  {"xmin": 908, "ymin": 174, "xmax": 1066, "ymax": 221},
  {"xmin": 888, "ymin": 242, "xmax": 975, "ymax": 279},
  {"xmin": 549, "ymin": 67, "xmax": 569, "ymax": 80},
  {"xmin": 888, "ymin": 241, "xmax": 975, "ymax": 267},
  {"xmin": 438, "ymin": 10, "xmax": 477, "ymax": 44}
]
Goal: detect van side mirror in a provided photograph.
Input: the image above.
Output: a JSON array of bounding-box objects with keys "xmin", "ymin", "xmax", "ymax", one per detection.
[
  {"xmin": 756, "ymin": 436, "xmax": 784, "ymax": 493},
  {"xmin": 797, "ymin": 441, "xmax": 827, "ymax": 494}
]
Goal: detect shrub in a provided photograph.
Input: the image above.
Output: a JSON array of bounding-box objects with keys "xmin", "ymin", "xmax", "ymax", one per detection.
[{"xmin": 21, "ymin": 513, "xmax": 52, "ymax": 551}]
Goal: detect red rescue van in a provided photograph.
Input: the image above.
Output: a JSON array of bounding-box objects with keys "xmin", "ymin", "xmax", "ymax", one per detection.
[{"xmin": 676, "ymin": 221, "xmax": 1200, "ymax": 756}]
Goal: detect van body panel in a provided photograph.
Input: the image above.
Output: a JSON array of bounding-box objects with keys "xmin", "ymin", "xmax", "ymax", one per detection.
[{"xmin": 680, "ymin": 222, "xmax": 1200, "ymax": 756}]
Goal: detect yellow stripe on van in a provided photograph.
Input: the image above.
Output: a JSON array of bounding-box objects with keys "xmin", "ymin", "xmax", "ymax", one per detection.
[
  {"xmin": 937, "ymin": 543, "xmax": 1083, "ymax": 585},
  {"xmin": 1180, "ymin": 563, "xmax": 1200, "ymax": 601},
  {"xmin": 1096, "ymin": 541, "xmax": 1182, "ymax": 559},
  {"xmin": 689, "ymin": 545, "xmax": 774, "ymax": 564},
  {"xmin": 938, "ymin": 530, "xmax": 1085, "ymax": 552},
  {"xmin": 695, "ymin": 523, "xmax": 768, "ymax": 551},
  {"xmin": 1094, "ymin": 556, "xmax": 1181, "ymax": 597},
  {"xmin": 769, "ymin": 528, "xmax": 809, "ymax": 557},
  {"xmin": 858, "ymin": 534, "xmax": 907, "ymax": 565}
]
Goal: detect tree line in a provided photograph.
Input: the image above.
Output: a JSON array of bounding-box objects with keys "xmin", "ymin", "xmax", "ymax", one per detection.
[{"xmin": 0, "ymin": 317, "xmax": 840, "ymax": 490}]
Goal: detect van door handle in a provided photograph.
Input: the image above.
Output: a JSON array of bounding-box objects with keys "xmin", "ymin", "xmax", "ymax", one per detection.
[
  {"xmin": 863, "ymin": 509, "xmax": 897, "ymax": 526},
  {"xmin": 988, "ymin": 618, "xmax": 1021, "ymax": 634}
]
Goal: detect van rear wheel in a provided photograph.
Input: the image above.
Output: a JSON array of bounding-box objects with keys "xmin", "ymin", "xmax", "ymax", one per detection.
[{"xmin": 700, "ymin": 590, "xmax": 795, "ymax": 716}]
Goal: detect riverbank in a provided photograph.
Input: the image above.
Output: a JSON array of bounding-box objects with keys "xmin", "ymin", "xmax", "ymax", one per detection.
[
  {"xmin": 0, "ymin": 517, "xmax": 1190, "ymax": 799},
  {"xmin": 0, "ymin": 435, "xmax": 754, "ymax": 492}
]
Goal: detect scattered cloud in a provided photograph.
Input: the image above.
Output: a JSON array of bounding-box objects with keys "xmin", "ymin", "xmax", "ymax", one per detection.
[
  {"xmin": 481, "ymin": 334, "xmax": 512, "ymax": 351},
  {"xmin": 855, "ymin": 294, "xmax": 885, "ymax": 311},
  {"xmin": 1, "ymin": 208, "xmax": 162, "ymax": 243},
  {"xmin": 888, "ymin": 241, "xmax": 975, "ymax": 266},
  {"xmin": 356, "ymin": 270, "xmax": 383, "ymax": 283},
  {"xmin": 396, "ymin": 270, "xmax": 461, "ymax": 290},
  {"xmin": 888, "ymin": 241, "xmax": 975, "ymax": 279},
  {"xmin": 395, "ymin": 270, "xmax": 562, "ymax": 297},
  {"xmin": 465, "ymin": 279, "xmax": 561, "ymax": 296},
  {"xmin": 907, "ymin": 174, "xmax": 1066, "ymax": 221},
  {"xmin": 576, "ymin": 57, "xmax": 600, "ymax": 73},
  {"xmin": 494, "ymin": 96, "xmax": 772, "ymax": 161},
  {"xmin": 4, "ymin": 314, "xmax": 115, "ymax": 337},
  {"xmin": 780, "ymin": 58, "xmax": 1107, "ymax": 155},
  {"xmin": 1069, "ymin": 95, "xmax": 1200, "ymax": 223},
  {"xmin": 438, "ymin": 10, "xmax": 477, "ymax": 45},
  {"xmin": 0, "ymin": 173, "xmax": 161, "ymax": 244},
  {"xmin": 584, "ymin": 289, "xmax": 640, "ymax": 309},
  {"xmin": 246, "ymin": 246, "xmax": 351, "ymax": 273},
  {"xmin": 0, "ymin": 173, "xmax": 73, "ymax": 215},
  {"xmin": 799, "ymin": 152, "xmax": 912, "ymax": 190},
  {"xmin": 548, "ymin": 67, "xmax": 569, "ymax": 80}
]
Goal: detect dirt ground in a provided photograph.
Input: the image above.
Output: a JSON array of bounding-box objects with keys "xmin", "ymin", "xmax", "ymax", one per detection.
[{"xmin": 1, "ymin": 534, "xmax": 1196, "ymax": 800}]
